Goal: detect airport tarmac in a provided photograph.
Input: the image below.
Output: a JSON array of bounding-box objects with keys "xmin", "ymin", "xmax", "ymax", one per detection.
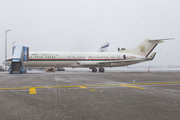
[{"xmin": 0, "ymin": 69, "xmax": 180, "ymax": 120}]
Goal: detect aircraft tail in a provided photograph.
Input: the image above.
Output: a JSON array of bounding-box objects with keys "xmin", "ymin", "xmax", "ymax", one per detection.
[
  {"xmin": 118, "ymin": 38, "xmax": 174, "ymax": 57},
  {"xmin": 97, "ymin": 42, "xmax": 110, "ymax": 52}
]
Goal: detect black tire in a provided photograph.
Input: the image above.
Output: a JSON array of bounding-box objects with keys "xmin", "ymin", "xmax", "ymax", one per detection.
[
  {"xmin": 99, "ymin": 68, "xmax": 105, "ymax": 73},
  {"xmin": 92, "ymin": 67, "xmax": 97, "ymax": 72}
]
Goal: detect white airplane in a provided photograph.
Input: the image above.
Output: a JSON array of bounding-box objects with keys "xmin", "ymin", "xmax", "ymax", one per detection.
[{"xmin": 4, "ymin": 38, "xmax": 173, "ymax": 72}]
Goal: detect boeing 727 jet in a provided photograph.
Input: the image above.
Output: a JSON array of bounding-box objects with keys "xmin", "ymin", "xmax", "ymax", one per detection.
[{"xmin": 4, "ymin": 38, "xmax": 173, "ymax": 73}]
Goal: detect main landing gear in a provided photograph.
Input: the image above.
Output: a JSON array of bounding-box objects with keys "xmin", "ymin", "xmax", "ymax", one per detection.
[
  {"xmin": 92, "ymin": 67, "xmax": 97, "ymax": 72},
  {"xmin": 99, "ymin": 68, "xmax": 105, "ymax": 72},
  {"xmin": 91, "ymin": 67, "xmax": 105, "ymax": 73}
]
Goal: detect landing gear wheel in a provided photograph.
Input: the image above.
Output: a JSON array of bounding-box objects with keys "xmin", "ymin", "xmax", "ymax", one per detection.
[
  {"xmin": 99, "ymin": 68, "xmax": 105, "ymax": 73},
  {"xmin": 92, "ymin": 67, "xmax": 97, "ymax": 72}
]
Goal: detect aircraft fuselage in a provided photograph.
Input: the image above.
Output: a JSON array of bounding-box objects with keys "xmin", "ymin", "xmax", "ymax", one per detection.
[{"xmin": 5, "ymin": 52, "xmax": 145, "ymax": 68}]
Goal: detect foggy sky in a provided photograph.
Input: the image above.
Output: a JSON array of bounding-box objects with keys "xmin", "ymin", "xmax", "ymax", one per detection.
[{"xmin": 0, "ymin": 0, "xmax": 180, "ymax": 67}]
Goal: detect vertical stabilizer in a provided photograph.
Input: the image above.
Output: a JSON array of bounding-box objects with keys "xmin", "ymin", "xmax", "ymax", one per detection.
[
  {"xmin": 118, "ymin": 38, "xmax": 174, "ymax": 57},
  {"xmin": 97, "ymin": 42, "xmax": 110, "ymax": 52}
]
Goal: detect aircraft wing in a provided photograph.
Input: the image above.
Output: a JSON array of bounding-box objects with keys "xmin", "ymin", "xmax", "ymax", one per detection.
[
  {"xmin": 99, "ymin": 59, "xmax": 147, "ymax": 66},
  {"xmin": 77, "ymin": 58, "xmax": 148, "ymax": 67},
  {"xmin": 77, "ymin": 61, "xmax": 100, "ymax": 66},
  {"xmin": 77, "ymin": 59, "xmax": 147, "ymax": 67},
  {"xmin": 77, "ymin": 52, "xmax": 156, "ymax": 67}
]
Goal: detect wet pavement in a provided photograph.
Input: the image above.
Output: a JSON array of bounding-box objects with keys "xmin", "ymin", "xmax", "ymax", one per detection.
[{"xmin": 0, "ymin": 69, "xmax": 180, "ymax": 120}]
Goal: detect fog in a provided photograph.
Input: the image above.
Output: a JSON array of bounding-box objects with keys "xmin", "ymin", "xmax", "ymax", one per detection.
[{"xmin": 0, "ymin": 0, "xmax": 179, "ymax": 67}]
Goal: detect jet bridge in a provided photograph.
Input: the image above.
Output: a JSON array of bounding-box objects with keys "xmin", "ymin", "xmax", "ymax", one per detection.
[{"xmin": 9, "ymin": 46, "xmax": 29, "ymax": 74}]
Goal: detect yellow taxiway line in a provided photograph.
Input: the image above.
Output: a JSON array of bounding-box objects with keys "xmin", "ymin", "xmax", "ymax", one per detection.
[
  {"xmin": 130, "ymin": 82, "xmax": 180, "ymax": 85},
  {"xmin": 0, "ymin": 82, "xmax": 180, "ymax": 94},
  {"xmin": 78, "ymin": 86, "xmax": 88, "ymax": 89},
  {"xmin": 29, "ymin": 87, "xmax": 37, "ymax": 94}
]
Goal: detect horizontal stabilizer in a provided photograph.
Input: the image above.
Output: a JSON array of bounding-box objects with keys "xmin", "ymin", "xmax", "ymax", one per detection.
[{"xmin": 148, "ymin": 38, "xmax": 174, "ymax": 42}]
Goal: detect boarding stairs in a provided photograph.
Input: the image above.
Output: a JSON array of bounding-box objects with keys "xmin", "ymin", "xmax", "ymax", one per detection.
[{"xmin": 9, "ymin": 46, "xmax": 29, "ymax": 74}]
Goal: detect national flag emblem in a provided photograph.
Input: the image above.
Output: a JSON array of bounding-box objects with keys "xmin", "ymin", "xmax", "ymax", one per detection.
[{"xmin": 140, "ymin": 46, "xmax": 145, "ymax": 53}]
